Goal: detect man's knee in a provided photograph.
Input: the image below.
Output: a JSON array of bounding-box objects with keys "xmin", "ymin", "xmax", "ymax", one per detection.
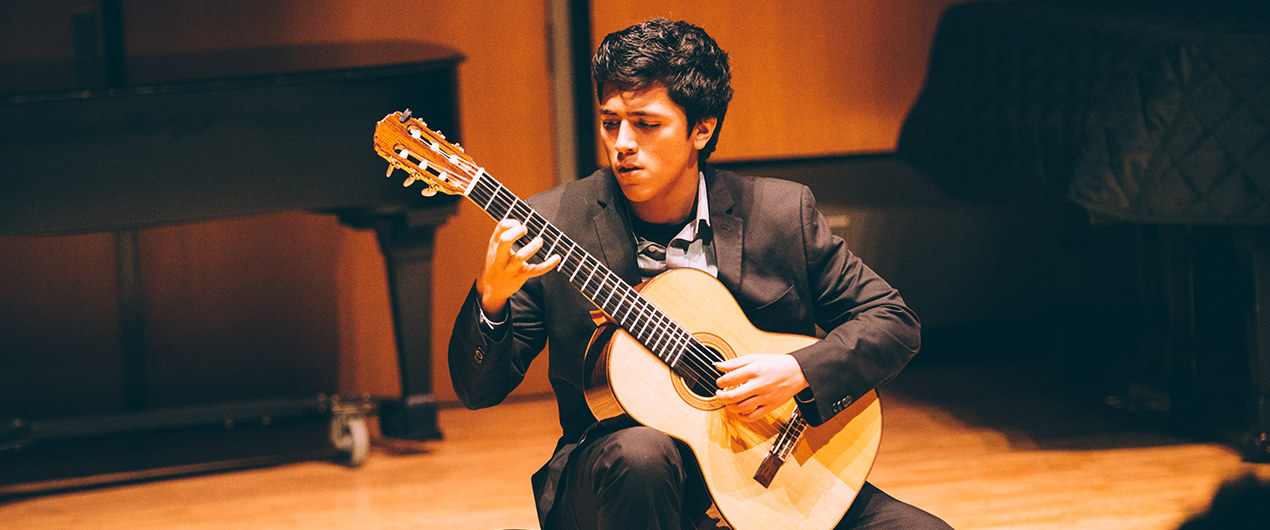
[{"xmin": 592, "ymin": 427, "xmax": 686, "ymax": 490}]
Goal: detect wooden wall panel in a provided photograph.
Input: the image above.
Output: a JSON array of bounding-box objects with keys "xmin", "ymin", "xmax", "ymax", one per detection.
[{"xmin": 591, "ymin": 0, "xmax": 969, "ymax": 161}]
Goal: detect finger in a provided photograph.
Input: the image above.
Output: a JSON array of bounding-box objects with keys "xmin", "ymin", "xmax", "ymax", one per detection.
[
  {"xmin": 525, "ymin": 253, "xmax": 562, "ymax": 276},
  {"xmin": 491, "ymin": 219, "xmax": 524, "ymax": 242},
  {"xmin": 741, "ymin": 404, "xmax": 773, "ymax": 421},
  {"xmin": 516, "ymin": 235, "xmax": 546, "ymax": 262},
  {"xmin": 715, "ymin": 363, "xmax": 753, "ymax": 389},
  {"xmin": 715, "ymin": 379, "xmax": 756, "ymax": 405},
  {"xmin": 714, "ymin": 356, "xmax": 752, "ymax": 372},
  {"xmin": 498, "ymin": 223, "xmax": 529, "ymax": 252},
  {"xmin": 488, "ymin": 221, "xmax": 526, "ymax": 265},
  {"xmin": 725, "ymin": 396, "xmax": 768, "ymax": 421}
]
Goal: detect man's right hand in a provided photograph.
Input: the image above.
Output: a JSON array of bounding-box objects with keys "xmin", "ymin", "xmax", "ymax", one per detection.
[{"xmin": 477, "ymin": 219, "xmax": 561, "ymax": 319}]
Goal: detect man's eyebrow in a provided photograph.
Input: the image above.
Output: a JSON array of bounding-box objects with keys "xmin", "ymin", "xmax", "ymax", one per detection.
[{"xmin": 599, "ymin": 108, "xmax": 666, "ymax": 118}]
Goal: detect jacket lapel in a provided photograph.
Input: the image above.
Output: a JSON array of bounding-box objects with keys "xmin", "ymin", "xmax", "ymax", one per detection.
[
  {"xmin": 705, "ymin": 165, "xmax": 743, "ymax": 292},
  {"xmin": 588, "ymin": 169, "xmax": 642, "ymax": 287}
]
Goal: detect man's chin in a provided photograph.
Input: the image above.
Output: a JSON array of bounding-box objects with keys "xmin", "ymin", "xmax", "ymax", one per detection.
[{"xmin": 617, "ymin": 183, "xmax": 654, "ymax": 203}]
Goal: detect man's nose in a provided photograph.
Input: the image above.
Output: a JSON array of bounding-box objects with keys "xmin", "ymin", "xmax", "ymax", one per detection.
[{"xmin": 614, "ymin": 122, "xmax": 637, "ymax": 152}]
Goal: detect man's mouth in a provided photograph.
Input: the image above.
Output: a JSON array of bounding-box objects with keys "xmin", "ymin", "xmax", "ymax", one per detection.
[{"xmin": 617, "ymin": 166, "xmax": 641, "ymax": 174}]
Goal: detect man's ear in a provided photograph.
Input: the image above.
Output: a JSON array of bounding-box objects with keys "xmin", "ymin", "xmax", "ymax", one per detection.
[{"xmin": 692, "ymin": 117, "xmax": 718, "ymax": 151}]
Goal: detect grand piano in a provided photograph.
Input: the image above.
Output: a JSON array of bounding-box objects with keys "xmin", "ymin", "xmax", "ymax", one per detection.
[{"xmin": 0, "ymin": 39, "xmax": 462, "ymax": 491}]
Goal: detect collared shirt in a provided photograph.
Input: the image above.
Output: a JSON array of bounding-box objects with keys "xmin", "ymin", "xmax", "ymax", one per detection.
[{"xmin": 632, "ymin": 171, "xmax": 717, "ymax": 282}]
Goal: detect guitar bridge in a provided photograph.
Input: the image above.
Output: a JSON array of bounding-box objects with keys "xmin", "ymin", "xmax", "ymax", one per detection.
[
  {"xmin": 753, "ymin": 452, "xmax": 784, "ymax": 488},
  {"xmin": 753, "ymin": 409, "xmax": 807, "ymax": 488}
]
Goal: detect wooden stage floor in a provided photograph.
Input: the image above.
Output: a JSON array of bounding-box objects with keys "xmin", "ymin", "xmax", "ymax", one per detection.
[{"xmin": 4, "ymin": 361, "xmax": 1267, "ymax": 530}]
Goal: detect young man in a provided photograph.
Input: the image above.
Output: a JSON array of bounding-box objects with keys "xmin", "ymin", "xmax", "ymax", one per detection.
[{"xmin": 448, "ymin": 18, "xmax": 951, "ymax": 530}]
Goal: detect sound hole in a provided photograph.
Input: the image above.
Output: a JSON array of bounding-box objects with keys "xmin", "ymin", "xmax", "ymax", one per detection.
[
  {"xmin": 682, "ymin": 344, "xmax": 723, "ymax": 399},
  {"xmin": 671, "ymin": 334, "xmax": 729, "ymax": 412},
  {"xmin": 682, "ymin": 371, "xmax": 715, "ymax": 400}
]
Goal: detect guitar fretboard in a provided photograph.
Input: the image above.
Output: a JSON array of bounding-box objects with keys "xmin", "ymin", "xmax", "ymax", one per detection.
[{"xmin": 466, "ymin": 172, "xmax": 717, "ymax": 383}]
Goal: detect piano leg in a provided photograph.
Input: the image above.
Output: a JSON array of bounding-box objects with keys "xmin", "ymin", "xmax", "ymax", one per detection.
[
  {"xmin": 115, "ymin": 229, "xmax": 148, "ymax": 410},
  {"xmin": 369, "ymin": 208, "xmax": 455, "ymax": 441}
]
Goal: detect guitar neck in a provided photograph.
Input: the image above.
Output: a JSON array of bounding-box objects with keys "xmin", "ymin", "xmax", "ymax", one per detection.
[{"xmin": 465, "ymin": 172, "xmax": 702, "ymax": 373}]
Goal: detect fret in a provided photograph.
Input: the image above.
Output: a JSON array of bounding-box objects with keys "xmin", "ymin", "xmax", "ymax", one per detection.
[
  {"xmin": 544, "ymin": 231, "xmax": 560, "ymax": 258},
  {"xmin": 562, "ymin": 242, "xmax": 579, "ymax": 275},
  {"xmin": 481, "ymin": 183, "xmax": 500, "ymax": 212},
  {"xmin": 648, "ymin": 316, "xmax": 668, "ymax": 350},
  {"xmin": 650, "ymin": 323, "xmax": 671, "ymax": 356},
  {"xmin": 581, "ymin": 266, "xmax": 597, "ymax": 295},
  {"xmin": 670, "ymin": 328, "xmax": 688, "ymax": 364},
  {"xmin": 660, "ymin": 321, "xmax": 681, "ymax": 359},
  {"xmin": 633, "ymin": 308, "xmax": 653, "ymax": 341},
  {"xmin": 618, "ymin": 297, "xmax": 640, "ymax": 329},
  {"xmin": 527, "ymin": 214, "xmax": 546, "ymax": 241},
  {"xmin": 489, "ymin": 189, "xmax": 511, "ymax": 222},
  {"xmin": 497, "ymin": 197, "xmax": 518, "ymax": 224},
  {"xmin": 675, "ymin": 331, "xmax": 693, "ymax": 366},
  {"xmin": 576, "ymin": 258, "xmax": 594, "ymax": 291},
  {"xmin": 666, "ymin": 332, "xmax": 688, "ymax": 367},
  {"xmin": 567, "ymin": 253, "xmax": 581, "ymax": 282},
  {"xmin": 600, "ymin": 277, "xmax": 617, "ymax": 309},
  {"xmin": 603, "ymin": 288, "xmax": 623, "ymax": 320},
  {"xmin": 463, "ymin": 170, "xmax": 484, "ymax": 197}
]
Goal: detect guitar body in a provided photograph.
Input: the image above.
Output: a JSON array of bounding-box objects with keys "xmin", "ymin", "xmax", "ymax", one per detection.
[{"xmin": 584, "ymin": 268, "xmax": 882, "ymax": 530}]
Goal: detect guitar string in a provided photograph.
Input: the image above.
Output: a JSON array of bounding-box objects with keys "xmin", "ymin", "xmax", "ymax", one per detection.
[{"xmin": 472, "ymin": 179, "xmax": 732, "ymax": 390}]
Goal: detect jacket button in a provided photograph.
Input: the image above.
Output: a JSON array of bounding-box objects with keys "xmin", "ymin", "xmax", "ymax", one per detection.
[
  {"xmin": 474, "ymin": 346, "xmax": 485, "ymax": 364},
  {"xmin": 833, "ymin": 396, "xmax": 854, "ymax": 412}
]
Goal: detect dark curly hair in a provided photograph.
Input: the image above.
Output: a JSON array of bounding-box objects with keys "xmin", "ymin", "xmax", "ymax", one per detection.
[{"xmin": 592, "ymin": 18, "xmax": 733, "ymax": 161}]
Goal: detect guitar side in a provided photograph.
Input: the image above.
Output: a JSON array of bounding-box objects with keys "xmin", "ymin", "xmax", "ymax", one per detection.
[{"xmin": 584, "ymin": 268, "xmax": 882, "ymax": 530}]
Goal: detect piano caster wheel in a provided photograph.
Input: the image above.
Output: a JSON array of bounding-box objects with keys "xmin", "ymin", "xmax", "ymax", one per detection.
[{"xmin": 329, "ymin": 398, "xmax": 372, "ymax": 467}]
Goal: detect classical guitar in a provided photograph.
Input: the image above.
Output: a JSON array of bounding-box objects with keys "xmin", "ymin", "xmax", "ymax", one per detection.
[{"xmin": 372, "ymin": 110, "xmax": 882, "ymax": 530}]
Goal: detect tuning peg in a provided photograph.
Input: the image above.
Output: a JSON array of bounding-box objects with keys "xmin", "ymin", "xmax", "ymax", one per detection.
[
  {"xmin": 398, "ymin": 109, "xmax": 412, "ymax": 123},
  {"xmin": 421, "ymin": 187, "xmax": 437, "ymax": 197},
  {"xmin": 385, "ymin": 165, "xmax": 395, "ymax": 177},
  {"xmin": 403, "ymin": 177, "xmax": 417, "ymax": 187}
]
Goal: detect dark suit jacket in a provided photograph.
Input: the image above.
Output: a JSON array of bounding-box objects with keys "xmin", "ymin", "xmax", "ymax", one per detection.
[{"xmin": 447, "ymin": 164, "xmax": 920, "ymax": 523}]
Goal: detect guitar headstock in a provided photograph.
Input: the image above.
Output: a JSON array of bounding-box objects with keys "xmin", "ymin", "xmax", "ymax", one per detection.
[{"xmin": 373, "ymin": 110, "xmax": 479, "ymax": 197}]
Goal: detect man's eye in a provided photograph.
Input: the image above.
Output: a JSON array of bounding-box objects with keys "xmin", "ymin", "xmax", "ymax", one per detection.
[
  {"xmin": 602, "ymin": 121, "xmax": 619, "ymax": 130},
  {"xmin": 638, "ymin": 122, "xmax": 659, "ymax": 129}
]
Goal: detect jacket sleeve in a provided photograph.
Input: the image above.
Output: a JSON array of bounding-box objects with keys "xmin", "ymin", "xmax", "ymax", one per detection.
[
  {"xmin": 447, "ymin": 281, "xmax": 549, "ymax": 410},
  {"xmin": 787, "ymin": 186, "xmax": 921, "ymax": 426}
]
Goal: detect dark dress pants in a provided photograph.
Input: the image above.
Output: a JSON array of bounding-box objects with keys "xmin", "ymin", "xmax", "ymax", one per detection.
[{"xmin": 544, "ymin": 426, "xmax": 953, "ymax": 530}]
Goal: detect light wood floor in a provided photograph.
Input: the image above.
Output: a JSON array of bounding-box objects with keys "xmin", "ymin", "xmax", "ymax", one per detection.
[{"xmin": 4, "ymin": 362, "xmax": 1268, "ymax": 530}]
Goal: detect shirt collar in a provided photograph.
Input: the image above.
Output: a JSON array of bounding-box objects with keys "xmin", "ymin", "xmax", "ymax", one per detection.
[{"xmin": 673, "ymin": 171, "xmax": 712, "ymax": 247}]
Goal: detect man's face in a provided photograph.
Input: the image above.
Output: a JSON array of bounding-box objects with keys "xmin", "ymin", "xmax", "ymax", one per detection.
[{"xmin": 598, "ymin": 84, "xmax": 715, "ymax": 221}]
